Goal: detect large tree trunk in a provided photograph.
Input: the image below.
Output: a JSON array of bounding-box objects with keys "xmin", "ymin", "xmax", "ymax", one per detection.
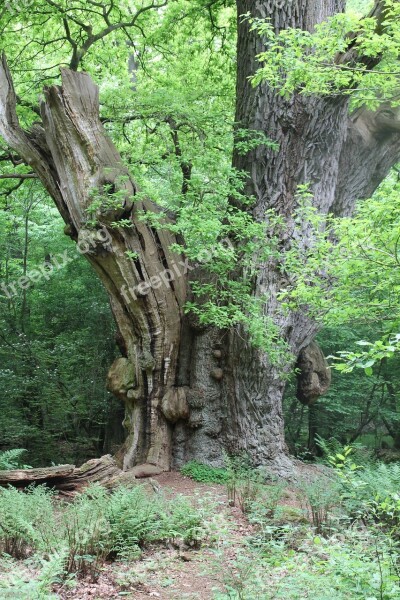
[
  {"xmin": 0, "ymin": 0, "xmax": 400, "ymax": 475},
  {"xmin": 0, "ymin": 58, "xmax": 187, "ymax": 471},
  {"xmin": 228, "ymin": 0, "xmax": 400, "ymax": 471}
]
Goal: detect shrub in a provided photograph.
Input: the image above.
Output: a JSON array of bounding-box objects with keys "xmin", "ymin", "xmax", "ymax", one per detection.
[
  {"xmin": 106, "ymin": 484, "xmax": 164, "ymax": 558},
  {"xmin": 330, "ymin": 450, "xmax": 400, "ymax": 530},
  {"xmin": 296, "ymin": 477, "xmax": 341, "ymax": 534},
  {"xmin": 62, "ymin": 485, "xmax": 111, "ymax": 579},
  {"xmin": 0, "ymin": 449, "xmax": 31, "ymax": 470},
  {"xmin": 0, "ymin": 485, "xmax": 58, "ymax": 559},
  {"xmin": 108, "ymin": 486, "xmax": 217, "ymax": 552},
  {"xmin": 250, "ymin": 483, "xmax": 286, "ymax": 520},
  {"xmin": 181, "ymin": 461, "xmax": 229, "ymax": 484},
  {"xmin": 368, "ymin": 492, "xmax": 400, "ymax": 539},
  {"xmin": 224, "ymin": 454, "xmax": 260, "ymax": 513}
]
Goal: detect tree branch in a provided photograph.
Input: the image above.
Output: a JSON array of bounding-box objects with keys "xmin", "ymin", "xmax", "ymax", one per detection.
[
  {"xmin": 0, "ymin": 173, "xmax": 38, "ymax": 179},
  {"xmin": 331, "ymin": 1, "xmax": 400, "ymax": 212},
  {"xmin": 335, "ymin": 0, "xmax": 390, "ymax": 70},
  {"xmin": 375, "ymin": 108, "xmax": 400, "ymax": 133},
  {"xmin": 71, "ymin": 1, "xmax": 168, "ymax": 69},
  {"xmin": 333, "ymin": 103, "xmax": 400, "ymax": 216}
]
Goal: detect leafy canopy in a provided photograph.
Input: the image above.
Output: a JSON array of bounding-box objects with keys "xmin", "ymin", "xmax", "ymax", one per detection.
[{"xmin": 251, "ymin": 0, "xmax": 400, "ymax": 109}]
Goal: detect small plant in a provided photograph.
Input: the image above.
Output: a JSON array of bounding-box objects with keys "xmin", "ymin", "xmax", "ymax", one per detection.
[
  {"xmin": 328, "ymin": 445, "xmax": 361, "ymax": 473},
  {"xmin": 106, "ymin": 484, "xmax": 163, "ymax": 558},
  {"xmin": 0, "ymin": 552, "xmax": 65, "ymax": 599},
  {"xmin": 296, "ymin": 477, "xmax": 341, "ymax": 535},
  {"xmin": 180, "ymin": 460, "xmax": 229, "ymax": 484},
  {"xmin": 225, "ymin": 453, "xmax": 264, "ymax": 513},
  {"xmin": 86, "ymin": 177, "xmax": 133, "ymax": 226},
  {"xmin": 211, "ymin": 549, "xmax": 270, "ymax": 599},
  {"xmin": 368, "ymin": 492, "xmax": 400, "ymax": 539},
  {"xmin": 0, "ymin": 448, "xmax": 31, "ymax": 470},
  {"xmin": 247, "ymin": 483, "xmax": 286, "ymax": 523},
  {"xmin": 0, "ymin": 485, "xmax": 58, "ymax": 559},
  {"xmin": 62, "ymin": 485, "xmax": 111, "ymax": 580}
]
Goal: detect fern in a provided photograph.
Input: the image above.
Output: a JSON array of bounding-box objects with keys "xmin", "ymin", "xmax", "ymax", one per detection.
[
  {"xmin": 0, "ymin": 449, "xmax": 31, "ymax": 470},
  {"xmin": 360, "ymin": 462, "xmax": 400, "ymax": 497}
]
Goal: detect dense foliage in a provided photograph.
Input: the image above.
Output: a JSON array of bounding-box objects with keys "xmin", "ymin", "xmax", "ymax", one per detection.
[{"xmin": 0, "ymin": 183, "xmax": 122, "ymax": 465}]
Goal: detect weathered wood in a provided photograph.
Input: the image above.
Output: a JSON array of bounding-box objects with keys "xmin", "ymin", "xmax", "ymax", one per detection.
[
  {"xmin": 0, "ymin": 455, "xmax": 122, "ymax": 492},
  {"xmin": 0, "ymin": 464, "xmax": 75, "ymax": 485},
  {"xmin": 59, "ymin": 455, "xmax": 122, "ymax": 491},
  {"xmin": 0, "ymin": 54, "xmax": 185, "ymax": 472}
]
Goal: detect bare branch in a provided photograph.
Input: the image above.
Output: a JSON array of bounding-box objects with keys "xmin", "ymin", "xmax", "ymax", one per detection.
[
  {"xmin": 375, "ymin": 109, "xmax": 400, "ymax": 133},
  {"xmin": 0, "ymin": 173, "xmax": 38, "ymax": 179}
]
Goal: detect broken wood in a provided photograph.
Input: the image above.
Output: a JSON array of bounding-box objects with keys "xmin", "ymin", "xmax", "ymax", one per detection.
[
  {"xmin": 0, "ymin": 455, "xmax": 122, "ymax": 493},
  {"xmin": 0, "ymin": 464, "xmax": 75, "ymax": 485},
  {"xmin": 58, "ymin": 455, "xmax": 123, "ymax": 492}
]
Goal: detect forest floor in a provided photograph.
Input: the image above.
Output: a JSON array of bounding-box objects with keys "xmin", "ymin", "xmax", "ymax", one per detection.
[
  {"xmin": 1, "ymin": 463, "xmax": 398, "ymax": 599},
  {"xmin": 49, "ymin": 471, "xmax": 303, "ymax": 600},
  {"xmin": 55, "ymin": 472, "xmax": 258, "ymax": 599}
]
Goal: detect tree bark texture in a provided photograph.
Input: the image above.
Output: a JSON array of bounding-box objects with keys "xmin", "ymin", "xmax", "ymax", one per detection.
[{"xmin": 230, "ymin": 0, "xmax": 400, "ymax": 471}]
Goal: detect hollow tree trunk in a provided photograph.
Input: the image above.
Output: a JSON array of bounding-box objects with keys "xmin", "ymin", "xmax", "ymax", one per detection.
[
  {"xmin": 0, "ymin": 59, "xmax": 186, "ymax": 471},
  {"xmin": 1, "ymin": 0, "xmax": 400, "ymax": 475}
]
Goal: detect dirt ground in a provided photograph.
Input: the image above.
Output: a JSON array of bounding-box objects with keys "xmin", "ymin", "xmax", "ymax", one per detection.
[{"xmin": 55, "ymin": 472, "xmax": 259, "ymax": 600}]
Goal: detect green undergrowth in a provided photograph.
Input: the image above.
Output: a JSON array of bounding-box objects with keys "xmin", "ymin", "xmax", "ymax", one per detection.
[
  {"xmin": 181, "ymin": 460, "xmax": 229, "ymax": 483},
  {"xmin": 0, "ymin": 448, "xmax": 31, "ymax": 470},
  {"xmin": 213, "ymin": 529, "xmax": 400, "ymax": 599},
  {"xmin": 3, "ymin": 450, "xmax": 400, "ymax": 599},
  {"xmin": 0, "ymin": 483, "xmax": 225, "ymax": 598},
  {"xmin": 212, "ymin": 448, "xmax": 400, "ymax": 599}
]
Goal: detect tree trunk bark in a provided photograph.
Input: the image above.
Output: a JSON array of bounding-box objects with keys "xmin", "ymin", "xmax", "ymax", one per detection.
[
  {"xmin": 171, "ymin": 326, "xmax": 293, "ymax": 473},
  {"xmin": 229, "ymin": 0, "xmax": 400, "ymax": 472},
  {"xmin": 0, "ymin": 57, "xmax": 187, "ymax": 472}
]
